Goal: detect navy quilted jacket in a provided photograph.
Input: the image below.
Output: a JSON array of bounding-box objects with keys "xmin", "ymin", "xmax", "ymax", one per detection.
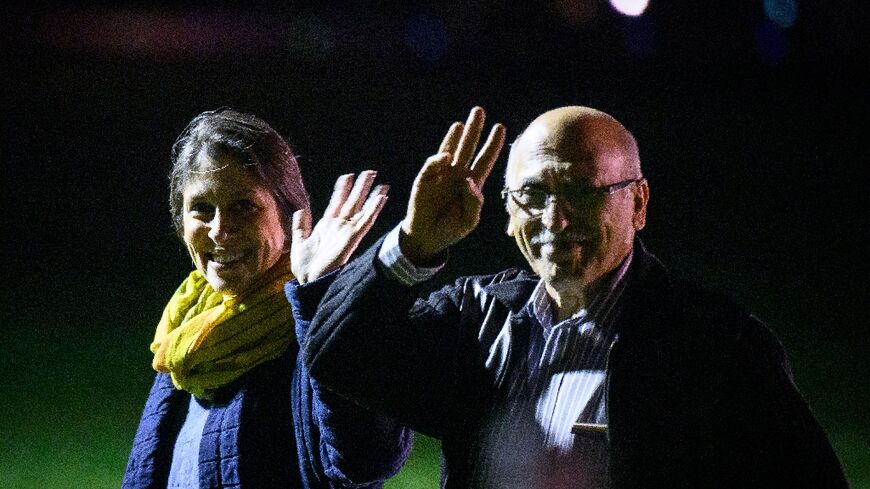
[{"xmin": 122, "ymin": 277, "xmax": 412, "ymax": 489}]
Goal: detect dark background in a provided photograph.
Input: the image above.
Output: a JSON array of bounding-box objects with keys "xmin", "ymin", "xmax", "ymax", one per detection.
[{"xmin": 2, "ymin": 1, "xmax": 868, "ymax": 487}]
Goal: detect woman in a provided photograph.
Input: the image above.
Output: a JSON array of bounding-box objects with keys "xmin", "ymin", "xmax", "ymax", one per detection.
[{"xmin": 123, "ymin": 108, "xmax": 410, "ymax": 488}]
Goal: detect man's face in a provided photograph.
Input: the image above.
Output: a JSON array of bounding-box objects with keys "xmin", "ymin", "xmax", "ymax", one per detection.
[{"xmin": 506, "ymin": 125, "xmax": 648, "ymax": 292}]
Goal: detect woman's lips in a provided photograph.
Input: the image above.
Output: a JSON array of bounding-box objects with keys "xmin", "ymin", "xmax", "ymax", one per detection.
[{"xmin": 207, "ymin": 250, "xmax": 247, "ymax": 269}]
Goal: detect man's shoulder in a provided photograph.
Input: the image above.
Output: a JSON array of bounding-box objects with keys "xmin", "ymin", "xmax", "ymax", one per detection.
[
  {"xmin": 629, "ymin": 243, "xmax": 767, "ymax": 343},
  {"xmin": 453, "ymin": 267, "xmax": 537, "ymax": 287},
  {"xmin": 661, "ymin": 276, "xmax": 786, "ymax": 355},
  {"xmin": 452, "ymin": 267, "xmax": 539, "ymax": 306},
  {"xmin": 418, "ymin": 268, "xmax": 538, "ymax": 315},
  {"xmin": 630, "ymin": 241, "xmax": 749, "ymax": 317}
]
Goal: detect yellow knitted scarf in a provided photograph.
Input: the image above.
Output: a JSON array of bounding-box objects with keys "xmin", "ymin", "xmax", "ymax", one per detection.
[{"xmin": 150, "ymin": 263, "xmax": 295, "ymax": 399}]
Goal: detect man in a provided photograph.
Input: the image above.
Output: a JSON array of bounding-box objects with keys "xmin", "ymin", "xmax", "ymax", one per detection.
[{"xmin": 287, "ymin": 106, "xmax": 849, "ymax": 488}]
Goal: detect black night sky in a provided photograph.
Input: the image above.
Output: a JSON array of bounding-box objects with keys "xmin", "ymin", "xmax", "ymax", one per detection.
[{"xmin": 2, "ymin": 1, "xmax": 868, "ymax": 487}]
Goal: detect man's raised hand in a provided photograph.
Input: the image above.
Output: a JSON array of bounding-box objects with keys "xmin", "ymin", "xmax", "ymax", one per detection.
[{"xmin": 400, "ymin": 107, "xmax": 506, "ymax": 265}]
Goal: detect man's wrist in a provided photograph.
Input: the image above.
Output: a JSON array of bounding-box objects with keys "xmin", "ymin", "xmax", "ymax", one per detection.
[
  {"xmin": 398, "ymin": 226, "xmax": 447, "ymax": 267},
  {"xmin": 378, "ymin": 224, "xmax": 445, "ymax": 286}
]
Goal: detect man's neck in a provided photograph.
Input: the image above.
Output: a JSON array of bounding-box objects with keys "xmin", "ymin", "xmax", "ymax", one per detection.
[
  {"xmin": 543, "ymin": 268, "xmax": 623, "ymax": 323},
  {"xmin": 544, "ymin": 281, "xmax": 590, "ymax": 323},
  {"xmin": 542, "ymin": 249, "xmax": 636, "ymax": 323}
]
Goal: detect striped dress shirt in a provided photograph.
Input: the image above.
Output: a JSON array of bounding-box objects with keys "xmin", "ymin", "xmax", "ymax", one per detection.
[{"xmin": 379, "ymin": 225, "xmax": 633, "ymax": 488}]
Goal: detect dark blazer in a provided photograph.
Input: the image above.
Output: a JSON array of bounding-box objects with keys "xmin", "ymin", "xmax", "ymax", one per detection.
[
  {"xmin": 298, "ymin": 237, "xmax": 849, "ymax": 489},
  {"xmin": 122, "ymin": 285, "xmax": 412, "ymax": 489}
]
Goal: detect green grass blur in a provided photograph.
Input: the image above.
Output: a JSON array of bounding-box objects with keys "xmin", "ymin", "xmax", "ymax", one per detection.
[
  {"xmin": 384, "ymin": 435, "xmax": 441, "ymax": 489},
  {"xmin": 1, "ymin": 273, "xmax": 866, "ymax": 488},
  {"xmin": 0, "ymin": 274, "xmax": 444, "ymax": 489}
]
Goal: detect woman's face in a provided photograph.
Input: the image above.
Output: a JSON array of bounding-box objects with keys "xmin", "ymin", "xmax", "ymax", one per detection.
[{"xmin": 181, "ymin": 151, "xmax": 286, "ymax": 297}]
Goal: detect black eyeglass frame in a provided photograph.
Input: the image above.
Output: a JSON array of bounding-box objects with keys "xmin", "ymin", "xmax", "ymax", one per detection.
[{"xmin": 500, "ymin": 178, "xmax": 645, "ymax": 217}]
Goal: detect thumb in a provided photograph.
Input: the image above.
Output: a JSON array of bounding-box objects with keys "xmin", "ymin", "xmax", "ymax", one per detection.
[{"xmin": 291, "ymin": 207, "xmax": 312, "ymax": 245}]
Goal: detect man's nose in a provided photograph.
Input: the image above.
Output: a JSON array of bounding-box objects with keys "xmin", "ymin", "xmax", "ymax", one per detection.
[
  {"xmin": 208, "ymin": 209, "xmax": 237, "ymax": 243},
  {"xmin": 540, "ymin": 197, "xmax": 571, "ymax": 232}
]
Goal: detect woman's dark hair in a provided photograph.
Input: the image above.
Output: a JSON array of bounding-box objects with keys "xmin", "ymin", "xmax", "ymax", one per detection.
[{"xmin": 168, "ymin": 108, "xmax": 309, "ymax": 250}]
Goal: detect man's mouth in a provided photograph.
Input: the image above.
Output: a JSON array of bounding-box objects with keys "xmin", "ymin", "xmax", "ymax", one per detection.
[
  {"xmin": 555, "ymin": 236, "xmax": 587, "ymax": 246},
  {"xmin": 534, "ymin": 233, "xmax": 589, "ymax": 247},
  {"xmin": 541, "ymin": 241, "xmax": 582, "ymax": 254}
]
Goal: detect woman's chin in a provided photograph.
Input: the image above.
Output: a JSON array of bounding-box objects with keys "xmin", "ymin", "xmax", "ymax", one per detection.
[{"xmin": 204, "ymin": 270, "xmax": 251, "ymax": 297}]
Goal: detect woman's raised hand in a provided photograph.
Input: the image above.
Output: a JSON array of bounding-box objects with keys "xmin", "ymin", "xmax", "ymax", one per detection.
[{"xmin": 291, "ymin": 170, "xmax": 388, "ymax": 284}]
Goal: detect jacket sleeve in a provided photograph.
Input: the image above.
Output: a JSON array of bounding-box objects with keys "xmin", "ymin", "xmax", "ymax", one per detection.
[
  {"xmin": 300, "ymin": 236, "xmax": 485, "ymax": 439},
  {"xmin": 724, "ymin": 315, "xmax": 850, "ymax": 488},
  {"xmin": 287, "ymin": 273, "xmax": 414, "ymax": 488}
]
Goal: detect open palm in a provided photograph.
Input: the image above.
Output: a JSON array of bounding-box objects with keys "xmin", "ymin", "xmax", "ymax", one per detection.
[
  {"xmin": 291, "ymin": 170, "xmax": 388, "ymax": 284},
  {"xmin": 401, "ymin": 107, "xmax": 506, "ymax": 264}
]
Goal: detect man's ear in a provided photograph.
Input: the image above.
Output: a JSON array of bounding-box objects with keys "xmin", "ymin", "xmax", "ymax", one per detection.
[{"xmin": 632, "ymin": 180, "xmax": 649, "ymax": 230}]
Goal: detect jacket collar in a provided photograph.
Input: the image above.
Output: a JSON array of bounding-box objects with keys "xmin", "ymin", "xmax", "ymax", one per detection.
[
  {"xmin": 482, "ymin": 238, "xmax": 666, "ymax": 312},
  {"xmin": 484, "ymin": 270, "xmax": 539, "ymax": 311}
]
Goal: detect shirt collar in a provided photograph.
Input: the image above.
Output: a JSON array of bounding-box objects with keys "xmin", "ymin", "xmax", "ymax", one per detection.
[{"xmin": 528, "ymin": 248, "xmax": 634, "ymax": 331}]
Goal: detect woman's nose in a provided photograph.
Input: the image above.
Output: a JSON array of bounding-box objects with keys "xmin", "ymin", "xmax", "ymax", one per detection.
[{"xmin": 208, "ymin": 209, "xmax": 238, "ymax": 243}]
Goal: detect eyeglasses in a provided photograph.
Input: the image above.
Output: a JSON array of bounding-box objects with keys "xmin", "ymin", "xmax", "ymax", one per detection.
[{"xmin": 501, "ymin": 178, "xmax": 643, "ymax": 218}]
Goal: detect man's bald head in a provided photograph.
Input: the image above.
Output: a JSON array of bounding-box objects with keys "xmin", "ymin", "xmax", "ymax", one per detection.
[{"xmin": 506, "ymin": 106, "xmax": 641, "ymax": 188}]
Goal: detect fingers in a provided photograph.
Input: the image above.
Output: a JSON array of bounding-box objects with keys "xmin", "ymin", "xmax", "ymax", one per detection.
[
  {"xmin": 452, "ymin": 106, "xmax": 485, "ymax": 168},
  {"xmin": 362, "ymin": 184, "xmax": 390, "ymax": 212},
  {"xmin": 339, "ymin": 170, "xmax": 378, "ymax": 218},
  {"xmin": 291, "ymin": 207, "xmax": 312, "ymax": 244},
  {"xmin": 438, "ymin": 122, "xmax": 463, "ymax": 155},
  {"xmin": 469, "ymin": 123, "xmax": 507, "ymax": 187},
  {"xmin": 464, "ymin": 176, "xmax": 484, "ymax": 203},
  {"xmin": 459, "ymin": 176, "xmax": 484, "ymax": 227},
  {"xmin": 355, "ymin": 184, "xmax": 389, "ymax": 233},
  {"xmin": 324, "ymin": 173, "xmax": 355, "ymax": 218}
]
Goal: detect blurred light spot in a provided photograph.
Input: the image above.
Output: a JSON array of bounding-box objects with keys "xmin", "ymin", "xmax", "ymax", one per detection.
[
  {"xmin": 404, "ymin": 14, "xmax": 449, "ymax": 62},
  {"xmin": 35, "ymin": 8, "xmax": 287, "ymax": 59},
  {"xmin": 609, "ymin": 0, "xmax": 650, "ymax": 17},
  {"xmin": 554, "ymin": 0, "xmax": 601, "ymax": 26},
  {"xmin": 763, "ymin": 0, "xmax": 798, "ymax": 29},
  {"xmin": 755, "ymin": 18, "xmax": 789, "ymax": 65},
  {"xmin": 285, "ymin": 15, "xmax": 335, "ymax": 59},
  {"xmin": 623, "ymin": 14, "xmax": 656, "ymax": 58}
]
